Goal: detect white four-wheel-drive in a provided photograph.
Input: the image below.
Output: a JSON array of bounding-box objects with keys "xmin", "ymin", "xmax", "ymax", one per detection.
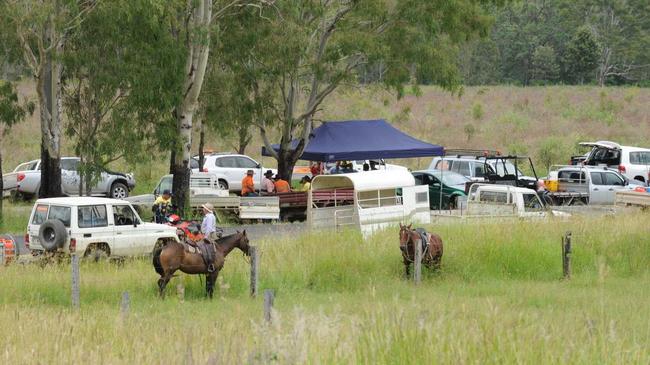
[{"xmin": 26, "ymin": 197, "xmax": 178, "ymax": 259}]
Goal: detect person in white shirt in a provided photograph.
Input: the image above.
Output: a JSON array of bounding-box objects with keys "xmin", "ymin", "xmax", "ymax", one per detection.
[
  {"xmin": 262, "ymin": 170, "xmax": 275, "ymax": 194},
  {"xmin": 201, "ymin": 203, "xmax": 217, "ymax": 240}
]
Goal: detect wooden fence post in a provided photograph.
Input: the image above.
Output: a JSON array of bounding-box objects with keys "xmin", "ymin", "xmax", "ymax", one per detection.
[
  {"xmin": 121, "ymin": 291, "xmax": 130, "ymax": 320},
  {"xmin": 0, "ymin": 242, "xmax": 4, "ymax": 266},
  {"xmin": 414, "ymin": 238, "xmax": 422, "ymax": 284},
  {"xmin": 562, "ymin": 231, "xmax": 572, "ymax": 280},
  {"xmin": 263, "ymin": 289, "xmax": 275, "ymax": 323},
  {"xmin": 71, "ymin": 253, "xmax": 80, "ymax": 309},
  {"xmin": 250, "ymin": 246, "xmax": 258, "ymax": 297}
]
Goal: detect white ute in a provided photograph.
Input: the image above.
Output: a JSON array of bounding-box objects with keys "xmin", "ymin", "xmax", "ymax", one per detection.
[{"xmin": 26, "ymin": 197, "xmax": 179, "ymax": 258}]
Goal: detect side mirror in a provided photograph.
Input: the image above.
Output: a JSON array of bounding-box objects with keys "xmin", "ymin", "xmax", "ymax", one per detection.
[{"xmin": 256, "ymin": 163, "xmax": 262, "ymax": 169}]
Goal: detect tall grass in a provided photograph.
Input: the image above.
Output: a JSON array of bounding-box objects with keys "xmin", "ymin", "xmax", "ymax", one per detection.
[{"xmin": 0, "ymin": 215, "xmax": 649, "ymax": 363}]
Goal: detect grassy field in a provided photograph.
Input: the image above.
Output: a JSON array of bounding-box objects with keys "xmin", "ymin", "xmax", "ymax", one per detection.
[{"xmin": 1, "ymin": 215, "xmax": 649, "ymax": 363}]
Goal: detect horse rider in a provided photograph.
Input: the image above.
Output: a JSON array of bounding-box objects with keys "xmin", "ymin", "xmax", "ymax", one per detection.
[
  {"xmin": 201, "ymin": 203, "xmax": 220, "ymax": 241},
  {"xmin": 153, "ymin": 189, "xmax": 172, "ymax": 223}
]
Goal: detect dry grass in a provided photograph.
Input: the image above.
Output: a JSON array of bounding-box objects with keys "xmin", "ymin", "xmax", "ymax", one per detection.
[{"xmin": 0, "ymin": 215, "xmax": 649, "ymax": 363}]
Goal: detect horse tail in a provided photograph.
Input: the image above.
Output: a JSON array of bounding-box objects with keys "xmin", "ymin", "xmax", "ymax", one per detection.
[{"xmin": 153, "ymin": 246, "xmax": 164, "ymax": 276}]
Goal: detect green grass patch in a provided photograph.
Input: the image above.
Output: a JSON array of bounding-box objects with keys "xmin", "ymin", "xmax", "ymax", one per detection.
[{"xmin": 0, "ymin": 215, "xmax": 649, "ymax": 363}]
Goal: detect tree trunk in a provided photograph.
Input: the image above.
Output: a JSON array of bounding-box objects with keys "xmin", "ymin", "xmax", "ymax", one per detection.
[
  {"xmin": 37, "ymin": 36, "xmax": 63, "ymax": 198},
  {"xmin": 171, "ymin": 0, "xmax": 212, "ymax": 216},
  {"xmin": 237, "ymin": 124, "xmax": 251, "ymax": 155},
  {"xmin": 198, "ymin": 118, "xmax": 205, "ymax": 171}
]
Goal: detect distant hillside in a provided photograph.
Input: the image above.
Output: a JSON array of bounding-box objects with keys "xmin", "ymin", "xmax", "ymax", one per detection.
[{"xmin": 4, "ymin": 81, "xmax": 650, "ymax": 178}]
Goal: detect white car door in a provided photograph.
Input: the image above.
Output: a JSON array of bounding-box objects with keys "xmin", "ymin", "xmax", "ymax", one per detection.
[
  {"xmin": 76, "ymin": 204, "xmax": 115, "ymax": 254},
  {"xmin": 214, "ymin": 156, "xmax": 241, "ymax": 190},
  {"xmin": 60, "ymin": 158, "xmax": 81, "ymax": 195},
  {"xmin": 111, "ymin": 204, "xmax": 146, "ymax": 256},
  {"xmin": 602, "ymin": 172, "xmax": 626, "ymax": 204},
  {"xmin": 588, "ymin": 172, "xmax": 609, "ymax": 204},
  {"xmin": 235, "ymin": 156, "xmax": 263, "ymax": 189}
]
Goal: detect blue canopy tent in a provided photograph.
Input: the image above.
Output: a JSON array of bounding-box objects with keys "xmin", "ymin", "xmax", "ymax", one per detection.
[{"xmin": 261, "ymin": 120, "xmax": 444, "ymax": 162}]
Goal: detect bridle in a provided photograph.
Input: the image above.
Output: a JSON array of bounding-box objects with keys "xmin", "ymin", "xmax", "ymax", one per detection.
[{"xmin": 400, "ymin": 227, "xmax": 427, "ymax": 263}]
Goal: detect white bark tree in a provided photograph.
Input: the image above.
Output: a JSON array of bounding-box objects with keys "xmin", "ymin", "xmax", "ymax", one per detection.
[{"xmin": 3, "ymin": 0, "xmax": 95, "ymax": 197}]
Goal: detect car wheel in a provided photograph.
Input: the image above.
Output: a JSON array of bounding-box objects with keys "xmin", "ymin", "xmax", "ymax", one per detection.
[
  {"xmin": 110, "ymin": 182, "xmax": 129, "ymax": 199},
  {"xmin": 218, "ymin": 179, "xmax": 229, "ymax": 191},
  {"xmin": 84, "ymin": 243, "xmax": 110, "ymax": 262}
]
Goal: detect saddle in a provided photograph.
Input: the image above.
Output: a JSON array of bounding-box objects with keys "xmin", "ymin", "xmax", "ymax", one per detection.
[
  {"xmin": 414, "ymin": 228, "xmax": 430, "ymax": 255},
  {"xmin": 182, "ymin": 238, "xmax": 217, "ymax": 273}
]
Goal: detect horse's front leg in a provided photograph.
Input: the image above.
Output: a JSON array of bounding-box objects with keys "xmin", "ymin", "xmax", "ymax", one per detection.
[
  {"xmin": 403, "ymin": 259, "xmax": 411, "ymax": 278},
  {"xmin": 206, "ymin": 271, "xmax": 218, "ymax": 299}
]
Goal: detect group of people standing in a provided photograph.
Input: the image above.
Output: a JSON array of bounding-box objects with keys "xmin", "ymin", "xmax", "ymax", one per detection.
[{"xmin": 240, "ymin": 169, "xmax": 312, "ymax": 196}]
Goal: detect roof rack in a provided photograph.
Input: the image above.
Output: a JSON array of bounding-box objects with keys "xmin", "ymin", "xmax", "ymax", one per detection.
[{"xmin": 443, "ymin": 149, "xmax": 501, "ymax": 158}]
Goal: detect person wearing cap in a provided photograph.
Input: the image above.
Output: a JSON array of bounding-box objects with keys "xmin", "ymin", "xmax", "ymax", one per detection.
[
  {"xmin": 241, "ymin": 169, "xmax": 256, "ymax": 196},
  {"xmin": 153, "ymin": 189, "xmax": 172, "ymax": 223},
  {"xmin": 273, "ymin": 174, "xmax": 291, "ymax": 193},
  {"xmin": 201, "ymin": 203, "xmax": 218, "ymax": 240},
  {"xmin": 261, "ymin": 170, "xmax": 275, "ymax": 194}
]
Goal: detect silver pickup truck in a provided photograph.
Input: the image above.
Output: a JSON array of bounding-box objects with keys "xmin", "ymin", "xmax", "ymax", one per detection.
[
  {"xmin": 10, "ymin": 157, "xmax": 135, "ymax": 199},
  {"xmin": 545, "ymin": 165, "xmax": 642, "ymax": 205}
]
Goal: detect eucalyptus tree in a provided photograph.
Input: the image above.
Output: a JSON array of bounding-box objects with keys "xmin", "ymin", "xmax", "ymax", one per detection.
[
  {"xmin": 218, "ymin": 0, "xmax": 500, "ymax": 180},
  {"xmin": 62, "ymin": 0, "xmax": 183, "ymax": 195},
  {"xmin": 1, "ymin": 0, "xmax": 96, "ymax": 197}
]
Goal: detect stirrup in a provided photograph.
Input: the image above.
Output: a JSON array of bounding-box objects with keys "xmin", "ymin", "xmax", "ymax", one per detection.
[{"xmin": 207, "ymin": 263, "xmax": 215, "ymax": 273}]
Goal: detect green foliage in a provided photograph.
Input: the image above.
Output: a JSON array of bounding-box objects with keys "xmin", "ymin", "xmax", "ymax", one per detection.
[
  {"xmin": 531, "ymin": 45, "xmax": 560, "ymax": 84},
  {"xmin": 564, "ymin": 26, "xmax": 600, "ymax": 84},
  {"xmin": 471, "ymin": 102, "xmax": 484, "ymax": 120},
  {"xmin": 463, "ymin": 123, "xmax": 477, "ymax": 142},
  {"xmin": 537, "ymin": 136, "xmax": 568, "ymax": 172}
]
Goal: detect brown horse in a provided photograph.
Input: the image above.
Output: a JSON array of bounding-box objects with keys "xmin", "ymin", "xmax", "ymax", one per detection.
[
  {"xmin": 153, "ymin": 231, "xmax": 251, "ymax": 298},
  {"xmin": 398, "ymin": 224, "xmax": 443, "ymax": 277}
]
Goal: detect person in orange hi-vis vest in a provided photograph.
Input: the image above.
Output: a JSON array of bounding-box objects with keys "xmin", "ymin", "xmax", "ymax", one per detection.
[{"xmin": 241, "ymin": 169, "xmax": 256, "ymax": 196}]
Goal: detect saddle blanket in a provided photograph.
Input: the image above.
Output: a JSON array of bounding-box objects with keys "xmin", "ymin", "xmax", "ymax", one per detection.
[{"xmin": 182, "ymin": 240, "xmax": 216, "ymax": 271}]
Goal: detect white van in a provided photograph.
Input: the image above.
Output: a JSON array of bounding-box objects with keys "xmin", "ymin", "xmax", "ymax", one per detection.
[{"xmin": 580, "ymin": 141, "xmax": 650, "ymax": 185}]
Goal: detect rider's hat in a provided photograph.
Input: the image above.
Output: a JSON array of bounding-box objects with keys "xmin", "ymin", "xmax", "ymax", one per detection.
[{"xmin": 201, "ymin": 203, "xmax": 214, "ymax": 213}]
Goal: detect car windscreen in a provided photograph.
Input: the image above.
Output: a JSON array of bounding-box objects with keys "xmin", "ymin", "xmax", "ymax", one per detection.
[
  {"xmin": 491, "ymin": 161, "xmax": 523, "ymax": 176},
  {"xmin": 436, "ymin": 172, "xmax": 469, "ymax": 186}
]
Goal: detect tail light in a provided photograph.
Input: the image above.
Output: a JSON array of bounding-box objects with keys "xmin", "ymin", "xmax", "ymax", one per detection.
[
  {"xmin": 69, "ymin": 238, "xmax": 76, "ymax": 252},
  {"xmin": 17, "ymin": 173, "xmax": 25, "ymax": 182},
  {"xmin": 24, "ymin": 234, "xmax": 29, "ymax": 249},
  {"xmin": 618, "ymin": 165, "xmax": 626, "ymax": 174},
  {"xmin": 201, "ymin": 168, "xmax": 208, "ymax": 172}
]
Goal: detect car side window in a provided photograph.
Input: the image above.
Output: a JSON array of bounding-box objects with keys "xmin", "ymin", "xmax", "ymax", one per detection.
[
  {"xmin": 457, "ymin": 161, "xmax": 470, "ymax": 176},
  {"xmin": 78, "ymin": 205, "xmax": 108, "ymax": 228},
  {"xmin": 60, "ymin": 159, "xmax": 79, "ymax": 171},
  {"xmin": 590, "ymin": 172, "xmax": 604, "ymax": 185},
  {"xmin": 215, "ymin": 157, "xmax": 237, "ymax": 168},
  {"xmin": 472, "ymin": 163, "xmax": 486, "ymax": 178},
  {"xmin": 112, "ymin": 205, "xmax": 139, "ymax": 226},
  {"xmin": 32, "ymin": 204, "xmax": 49, "ymax": 225},
  {"xmin": 413, "ymin": 174, "xmax": 423, "ymax": 185},
  {"xmin": 236, "ymin": 157, "xmax": 258, "ymax": 169},
  {"xmin": 48, "ymin": 205, "xmax": 71, "ymax": 227},
  {"xmin": 605, "ymin": 172, "xmax": 624, "ymax": 186},
  {"xmin": 629, "ymin": 151, "xmax": 650, "ymax": 165},
  {"xmin": 436, "ymin": 160, "xmax": 452, "ymax": 171},
  {"xmin": 155, "ymin": 177, "xmax": 173, "ymax": 195}
]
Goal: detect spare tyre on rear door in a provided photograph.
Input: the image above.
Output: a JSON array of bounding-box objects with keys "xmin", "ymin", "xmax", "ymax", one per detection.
[{"xmin": 38, "ymin": 219, "xmax": 68, "ymax": 252}]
